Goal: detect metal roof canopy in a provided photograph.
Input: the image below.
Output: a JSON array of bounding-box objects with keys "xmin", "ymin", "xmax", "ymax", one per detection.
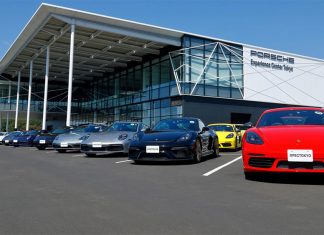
[{"xmin": 0, "ymin": 3, "xmax": 182, "ymax": 84}]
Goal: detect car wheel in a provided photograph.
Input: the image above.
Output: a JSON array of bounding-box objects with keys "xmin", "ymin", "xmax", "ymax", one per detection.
[
  {"xmin": 85, "ymin": 153, "xmax": 96, "ymax": 157},
  {"xmin": 37, "ymin": 146, "xmax": 46, "ymax": 150},
  {"xmin": 194, "ymin": 140, "xmax": 202, "ymax": 163},
  {"xmin": 213, "ymin": 138, "xmax": 220, "ymax": 158},
  {"xmin": 57, "ymin": 149, "xmax": 66, "ymax": 153}
]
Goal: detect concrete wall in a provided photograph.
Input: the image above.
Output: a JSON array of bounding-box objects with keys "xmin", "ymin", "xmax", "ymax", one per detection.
[{"xmin": 182, "ymin": 95, "xmax": 293, "ymax": 126}]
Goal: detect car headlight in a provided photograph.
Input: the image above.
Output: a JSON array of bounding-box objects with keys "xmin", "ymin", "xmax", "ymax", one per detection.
[
  {"xmin": 118, "ymin": 133, "xmax": 128, "ymax": 140},
  {"xmin": 226, "ymin": 133, "xmax": 234, "ymax": 139},
  {"xmin": 246, "ymin": 132, "xmax": 263, "ymax": 145},
  {"xmin": 176, "ymin": 133, "xmax": 191, "ymax": 142}
]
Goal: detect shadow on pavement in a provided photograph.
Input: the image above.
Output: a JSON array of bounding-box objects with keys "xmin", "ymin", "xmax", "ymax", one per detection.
[{"xmin": 246, "ymin": 173, "xmax": 324, "ymax": 185}]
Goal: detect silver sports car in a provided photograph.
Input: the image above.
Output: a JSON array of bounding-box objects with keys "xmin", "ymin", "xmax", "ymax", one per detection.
[
  {"xmin": 52, "ymin": 124, "xmax": 108, "ymax": 153},
  {"xmin": 80, "ymin": 122, "xmax": 148, "ymax": 157}
]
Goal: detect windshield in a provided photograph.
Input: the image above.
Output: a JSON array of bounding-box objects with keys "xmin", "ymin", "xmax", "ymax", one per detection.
[
  {"xmin": 108, "ymin": 123, "xmax": 138, "ymax": 132},
  {"xmin": 24, "ymin": 130, "xmax": 38, "ymax": 135},
  {"xmin": 73, "ymin": 125, "xmax": 103, "ymax": 133},
  {"xmin": 153, "ymin": 119, "xmax": 198, "ymax": 132},
  {"xmin": 257, "ymin": 110, "xmax": 324, "ymax": 127},
  {"xmin": 208, "ymin": 125, "xmax": 234, "ymax": 132},
  {"xmin": 51, "ymin": 128, "xmax": 69, "ymax": 134},
  {"xmin": 8, "ymin": 132, "xmax": 22, "ymax": 137}
]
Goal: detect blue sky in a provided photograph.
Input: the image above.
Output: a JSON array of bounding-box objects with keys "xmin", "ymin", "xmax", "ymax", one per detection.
[{"xmin": 1, "ymin": 0, "xmax": 324, "ymax": 60}]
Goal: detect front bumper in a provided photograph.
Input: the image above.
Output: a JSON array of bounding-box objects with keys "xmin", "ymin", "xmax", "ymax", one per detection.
[
  {"xmin": 129, "ymin": 145, "xmax": 195, "ymax": 161},
  {"xmin": 243, "ymin": 153, "xmax": 324, "ymax": 173},
  {"xmin": 34, "ymin": 142, "xmax": 52, "ymax": 148},
  {"xmin": 13, "ymin": 140, "xmax": 34, "ymax": 147},
  {"xmin": 53, "ymin": 142, "xmax": 81, "ymax": 150},
  {"xmin": 219, "ymin": 139, "xmax": 236, "ymax": 149},
  {"xmin": 81, "ymin": 143, "xmax": 127, "ymax": 154},
  {"xmin": 34, "ymin": 141, "xmax": 53, "ymax": 148}
]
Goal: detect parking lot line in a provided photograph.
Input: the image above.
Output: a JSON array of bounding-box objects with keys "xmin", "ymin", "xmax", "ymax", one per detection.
[
  {"xmin": 203, "ymin": 156, "xmax": 242, "ymax": 176},
  {"xmin": 115, "ymin": 160, "xmax": 132, "ymax": 164}
]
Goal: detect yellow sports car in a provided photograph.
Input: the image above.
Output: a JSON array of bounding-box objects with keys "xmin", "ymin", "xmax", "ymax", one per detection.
[{"xmin": 208, "ymin": 123, "xmax": 242, "ymax": 151}]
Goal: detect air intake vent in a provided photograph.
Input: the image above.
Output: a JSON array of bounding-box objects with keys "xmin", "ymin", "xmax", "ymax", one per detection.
[{"xmin": 248, "ymin": 157, "xmax": 275, "ymax": 168}]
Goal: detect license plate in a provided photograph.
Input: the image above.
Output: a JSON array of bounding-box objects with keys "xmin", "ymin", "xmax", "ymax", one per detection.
[
  {"xmin": 13, "ymin": 140, "xmax": 18, "ymax": 143},
  {"xmin": 5, "ymin": 140, "xmax": 9, "ymax": 143},
  {"xmin": 92, "ymin": 142, "xmax": 102, "ymax": 148},
  {"xmin": 146, "ymin": 145, "xmax": 159, "ymax": 153},
  {"xmin": 288, "ymin": 149, "xmax": 313, "ymax": 162},
  {"xmin": 40, "ymin": 140, "xmax": 46, "ymax": 144},
  {"xmin": 60, "ymin": 142, "xmax": 68, "ymax": 147}
]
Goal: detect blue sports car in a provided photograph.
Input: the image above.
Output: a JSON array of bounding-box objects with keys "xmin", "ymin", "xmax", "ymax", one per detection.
[
  {"xmin": 2, "ymin": 131, "xmax": 23, "ymax": 146},
  {"xmin": 12, "ymin": 130, "xmax": 41, "ymax": 147}
]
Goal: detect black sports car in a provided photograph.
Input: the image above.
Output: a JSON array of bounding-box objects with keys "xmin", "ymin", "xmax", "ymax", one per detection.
[{"xmin": 129, "ymin": 117, "xmax": 219, "ymax": 163}]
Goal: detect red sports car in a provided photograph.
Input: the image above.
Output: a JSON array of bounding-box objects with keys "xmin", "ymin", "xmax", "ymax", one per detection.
[{"xmin": 242, "ymin": 107, "xmax": 324, "ymax": 178}]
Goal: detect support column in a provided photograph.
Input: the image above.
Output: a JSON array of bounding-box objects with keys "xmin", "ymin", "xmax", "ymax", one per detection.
[
  {"xmin": 42, "ymin": 47, "xmax": 50, "ymax": 131},
  {"xmin": 26, "ymin": 61, "xmax": 33, "ymax": 131},
  {"xmin": 0, "ymin": 112, "xmax": 2, "ymax": 131},
  {"xmin": 14, "ymin": 71, "xmax": 21, "ymax": 130},
  {"xmin": 6, "ymin": 82, "xmax": 11, "ymax": 132},
  {"xmin": 66, "ymin": 23, "xmax": 75, "ymax": 127},
  {"xmin": 93, "ymin": 110, "xmax": 97, "ymax": 123}
]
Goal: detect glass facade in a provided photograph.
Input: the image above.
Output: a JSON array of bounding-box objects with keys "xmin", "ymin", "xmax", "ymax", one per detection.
[
  {"xmin": 72, "ymin": 54, "xmax": 182, "ymax": 126},
  {"xmin": 72, "ymin": 35, "xmax": 244, "ymax": 126},
  {"xmin": 170, "ymin": 36, "xmax": 244, "ymax": 98},
  {"xmin": 1, "ymin": 35, "xmax": 244, "ymax": 127},
  {"xmin": 0, "ymin": 82, "xmax": 78, "ymax": 113}
]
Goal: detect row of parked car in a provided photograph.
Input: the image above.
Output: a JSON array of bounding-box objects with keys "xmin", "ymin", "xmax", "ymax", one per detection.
[
  {"xmin": 0, "ymin": 118, "xmax": 249, "ymax": 163},
  {"xmin": 2, "ymin": 107, "xmax": 323, "ymax": 178}
]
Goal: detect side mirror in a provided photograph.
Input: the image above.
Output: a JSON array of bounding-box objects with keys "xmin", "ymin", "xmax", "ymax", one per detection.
[
  {"xmin": 244, "ymin": 122, "xmax": 253, "ymax": 128},
  {"xmin": 202, "ymin": 126, "xmax": 210, "ymax": 132},
  {"xmin": 235, "ymin": 128, "xmax": 240, "ymax": 132}
]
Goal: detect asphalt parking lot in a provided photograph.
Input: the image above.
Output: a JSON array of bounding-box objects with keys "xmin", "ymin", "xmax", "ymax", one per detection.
[{"xmin": 1, "ymin": 145, "xmax": 324, "ymax": 234}]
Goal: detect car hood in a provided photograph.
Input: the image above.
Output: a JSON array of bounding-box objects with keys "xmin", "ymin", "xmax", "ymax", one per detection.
[
  {"xmin": 83, "ymin": 131, "xmax": 135, "ymax": 144},
  {"xmin": 55, "ymin": 132, "xmax": 86, "ymax": 142},
  {"xmin": 255, "ymin": 126, "xmax": 324, "ymax": 150},
  {"xmin": 140, "ymin": 131, "xmax": 190, "ymax": 143}
]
